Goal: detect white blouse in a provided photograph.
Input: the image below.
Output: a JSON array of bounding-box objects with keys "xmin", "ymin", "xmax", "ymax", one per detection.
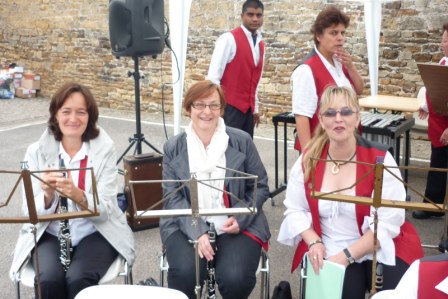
[{"xmin": 277, "ymin": 151, "xmax": 406, "ymax": 266}]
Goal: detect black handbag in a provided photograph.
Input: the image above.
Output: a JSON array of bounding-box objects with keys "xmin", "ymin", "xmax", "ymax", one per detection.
[{"xmin": 271, "ymin": 280, "xmax": 292, "ymax": 299}]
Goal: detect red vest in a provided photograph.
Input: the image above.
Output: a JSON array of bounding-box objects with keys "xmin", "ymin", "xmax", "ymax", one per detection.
[
  {"xmin": 418, "ymin": 257, "xmax": 448, "ymax": 299},
  {"xmin": 220, "ymin": 27, "xmax": 264, "ymax": 113},
  {"xmin": 294, "ymin": 49, "xmax": 354, "ymax": 151},
  {"xmin": 426, "ymin": 58, "xmax": 448, "ymax": 148},
  {"xmin": 291, "ymin": 138, "xmax": 423, "ymax": 272}
]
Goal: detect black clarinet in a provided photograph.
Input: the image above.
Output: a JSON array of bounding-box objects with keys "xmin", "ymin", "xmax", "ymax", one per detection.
[
  {"xmin": 58, "ymin": 159, "xmax": 72, "ymax": 272},
  {"xmin": 375, "ymin": 263, "xmax": 383, "ymax": 291},
  {"xmin": 207, "ymin": 222, "xmax": 217, "ymax": 299}
]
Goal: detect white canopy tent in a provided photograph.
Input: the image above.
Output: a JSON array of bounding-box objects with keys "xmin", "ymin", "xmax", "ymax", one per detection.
[
  {"xmin": 340, "ymin": 0, "xmax": 397, "ymax": 96},
  {"xmin": 169, "ymin": 0, "xmax": 192, "ymax": 135}
]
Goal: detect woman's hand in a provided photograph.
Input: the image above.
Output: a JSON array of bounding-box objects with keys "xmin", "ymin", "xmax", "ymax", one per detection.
[
  {"xmin": 334, "ymin": 48, "xmax": 355, "ymax": 71},
  {"xmin": 220, "ymin": 216, "xmax": 240, "ymax": 234},
  {"xmin": 327, "ymin": 251, "xmax": 350, "ymax": 268},
  {"xmin": 56, "ymin": 171, "xmax": 84, "ymax": 206},
  {"xmin": 198, "ymin": 233, "xmax": 215, "ymax": 261},
  {"xmin": 308, "ymin": 242, "xmax": 326, "ymax": 275},
  {"xmin": 41, "ymin": 169, "xmax": 63, "ymax": 208},
  {"xmin": 418, "ymin": 108, "xmax": 429, "ymax": 120}
]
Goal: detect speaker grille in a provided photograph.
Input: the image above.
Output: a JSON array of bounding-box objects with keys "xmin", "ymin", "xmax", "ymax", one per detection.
[{"xmin": 109, "ymin": 0, "xmax": 165, "ymax": 57}]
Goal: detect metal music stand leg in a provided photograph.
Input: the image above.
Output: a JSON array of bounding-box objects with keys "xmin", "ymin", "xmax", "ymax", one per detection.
[{"xmin": 116, "ymin": 56, "xmax": 162, "ymax": 166}]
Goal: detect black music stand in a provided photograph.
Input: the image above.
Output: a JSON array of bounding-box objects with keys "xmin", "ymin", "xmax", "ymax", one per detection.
[
  {"xmin": 117, "ymin": 56, "xmax": 162, "ymax": 166},
  {"xmin": 0, "ymin": 165, "xmax": 100, "ymax": 299}
]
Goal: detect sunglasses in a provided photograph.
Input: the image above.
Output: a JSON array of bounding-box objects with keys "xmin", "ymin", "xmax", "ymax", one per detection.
[
  {"xmin": 191, "ymin": 103, "xmax": 222, "ymax": 111},
  {"xmin": 321, "ymin": 107, "xmax": 356, "ymax": 118}
]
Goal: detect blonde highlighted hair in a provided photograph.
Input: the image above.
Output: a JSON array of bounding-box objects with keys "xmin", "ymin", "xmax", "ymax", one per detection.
[{"xmin": 302, "ymin": 86, "xmax": 360, "ymax": 180}]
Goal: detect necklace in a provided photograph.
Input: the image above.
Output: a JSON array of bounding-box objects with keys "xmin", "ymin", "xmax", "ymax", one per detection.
[{"xmin": 327, "ymin": 151, "xmax": 357, "ymax": 175}]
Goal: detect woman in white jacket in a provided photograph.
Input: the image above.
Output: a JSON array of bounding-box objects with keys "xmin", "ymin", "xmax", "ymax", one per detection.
[{"xmin": 9, "ymin": 82, "xmax": 135, "ymax": 299}]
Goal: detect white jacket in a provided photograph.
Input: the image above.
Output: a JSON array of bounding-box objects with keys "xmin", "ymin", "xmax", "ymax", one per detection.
[{"xmin": 9, "ymin": 127, "xmax": 135, "ymax": 280}]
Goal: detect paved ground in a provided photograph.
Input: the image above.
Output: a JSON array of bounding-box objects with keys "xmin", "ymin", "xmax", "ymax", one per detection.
[{"xmin": 0, "ymin": 96, "xmax": 446, "ymax": 299}]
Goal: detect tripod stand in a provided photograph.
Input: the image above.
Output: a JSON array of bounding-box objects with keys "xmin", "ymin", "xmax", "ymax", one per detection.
[{"xmin": 117, "ymin": 56, "xmax": 162, "ymax": 165}]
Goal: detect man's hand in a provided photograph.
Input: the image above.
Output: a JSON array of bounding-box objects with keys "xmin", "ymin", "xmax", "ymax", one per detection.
[{"xmin": 253, "ymin": 113, "xmax": 260, "ymax": 127}]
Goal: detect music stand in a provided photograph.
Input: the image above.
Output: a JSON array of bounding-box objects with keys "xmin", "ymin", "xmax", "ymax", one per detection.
[
  {"xmin": 417, "ymin": 63, "xmax": 448, "ymax": 116},
  {"xmin": 309, "ymin": 157, "xmax": 448, "ymax": 297},
  {"xmin": 127, "ymin": 166, "xmax": 259, "ymax": 299},
  {"xmin": 0, "ymin": 166, "xmax": 100, "ymax": 299},
  {"xmin": 116, "ymin": 56, "xmax": 162, "ymax": 166}
]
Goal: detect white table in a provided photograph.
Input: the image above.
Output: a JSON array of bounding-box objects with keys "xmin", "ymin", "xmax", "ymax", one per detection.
[
  {"xmin": 75, "ymin": 285, "xmax": 188, "ymax": 299},
  {"xmin": 359, "ymin": 95, "xmax": 423, "ymax": 113}
]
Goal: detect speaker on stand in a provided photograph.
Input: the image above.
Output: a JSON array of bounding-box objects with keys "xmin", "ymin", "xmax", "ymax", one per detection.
[
  {"xmin": 109, "ymin": 0, "xmax": 165, "ymax": 163},
  {"xmin": 109, "ymin": 0, "xmax": 165, "ymax": 230}
]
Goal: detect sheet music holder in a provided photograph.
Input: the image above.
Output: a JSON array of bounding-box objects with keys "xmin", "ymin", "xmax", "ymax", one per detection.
[
  {"xmin": 310, "ymin": 158, "xmax": 448, "ymax": 296},
  {"xmin": 127, "ymin": 166, "xmax": 259, "ymax": 299},
  {"xmin": 417, "ymin": 63, "xmax": 448, "ymax": 116},
  {"xmin": 0, "ymin": 166, "xmax": 100, "ymax": 299}
]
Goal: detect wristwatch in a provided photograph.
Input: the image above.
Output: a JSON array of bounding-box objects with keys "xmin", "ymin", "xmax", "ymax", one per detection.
[{"xmin": 343, "ymin": 248, "xmax": 355, "ymax": 264}]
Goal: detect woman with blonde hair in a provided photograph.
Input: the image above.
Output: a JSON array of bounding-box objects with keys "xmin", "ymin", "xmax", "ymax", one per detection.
[{"xmin": 278, "ymin": 86, "xmax": 422, "ymax": 299}]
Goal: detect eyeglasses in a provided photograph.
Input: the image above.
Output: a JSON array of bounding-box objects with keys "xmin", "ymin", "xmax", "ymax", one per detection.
[
  {"xmin": 191, "ymin": 103, "xmax": 222, "ymax": 111},
  {"xmin": 321, "ymin": 107, "xmax": 356, "ymax": 118}
]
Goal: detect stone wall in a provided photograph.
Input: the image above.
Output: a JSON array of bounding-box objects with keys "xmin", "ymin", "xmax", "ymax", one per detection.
[{"xmin": 1, "ymin": 0, "xmax": 447, "ymax": 123}]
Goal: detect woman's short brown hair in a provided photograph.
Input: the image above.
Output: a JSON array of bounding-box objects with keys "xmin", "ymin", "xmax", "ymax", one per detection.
[
  {"xmin": 443, "ymin": 22, "xmax": 448, "ymax": 33},
  {"xmin": 48, "ymin": 82, "xmax": 99, "ymax": 141},
  {"xmin": 183, "ymin": 80, "xmax": 226, "ymax": 114},
  {"xmin": 311, "ymin": 6, "xmax": 350, "ymax": 47}
]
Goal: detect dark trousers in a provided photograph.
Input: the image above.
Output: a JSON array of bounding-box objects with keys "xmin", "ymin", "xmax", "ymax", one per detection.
[
  {"xmin": 32, "ymin": 232, "xmax": 118, "ymax": 299},
  {"xmin": 341, "ymin": 257, "xmax": 409, "ymax": 299},
  {"xmin": 165, "ymin": 230, "xmax": 261, "ymax": 299},
  {"xmin": 424, "ymin": 145, "xmax": 448, "ymax": 204},
  {"xmin": 223, "ymin": 105, "xmax": 254, "ymax": 138}
]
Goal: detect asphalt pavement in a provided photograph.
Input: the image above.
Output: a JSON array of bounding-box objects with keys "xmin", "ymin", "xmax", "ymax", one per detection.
[{"xmin": 0, "ymin": 96, "xmax": 446, "ymax": 299}]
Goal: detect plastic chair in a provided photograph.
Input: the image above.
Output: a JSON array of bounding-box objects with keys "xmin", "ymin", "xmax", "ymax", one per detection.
[
  {"xmin": 159, "ymin": 246, "xmax": 270, "ymax": 299},
  {"xmin": 14, "ymin": 255, "xmax": 132, "ymax": 299}
]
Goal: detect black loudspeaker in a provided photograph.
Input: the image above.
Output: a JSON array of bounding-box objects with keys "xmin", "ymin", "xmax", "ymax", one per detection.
[{"xmin": 109, "ymin": 0, "xmax": 165, "ymax": 57}]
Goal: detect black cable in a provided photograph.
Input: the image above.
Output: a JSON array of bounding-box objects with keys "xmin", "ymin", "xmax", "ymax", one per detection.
[{"xmin": 160, "ymin": 17, "xmax": 181, "ymax": 141}]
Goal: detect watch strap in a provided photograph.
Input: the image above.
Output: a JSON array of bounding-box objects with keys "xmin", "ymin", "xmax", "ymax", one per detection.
[{"xmin": 343, "ymin": 248, "xmax": 355, "ymax": 264}]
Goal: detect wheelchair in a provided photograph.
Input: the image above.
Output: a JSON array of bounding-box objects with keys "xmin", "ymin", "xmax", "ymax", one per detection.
[{"xmin": 159, "ymin": 246, "xmax": 270, "ymax": 299}]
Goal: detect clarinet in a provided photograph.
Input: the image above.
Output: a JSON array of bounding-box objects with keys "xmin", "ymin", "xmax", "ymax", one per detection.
[
  {"xmin": 375, "ymin": 263, "xmax": 383, "ymax": 291},
  {"xmin": 58, "ymin": 158, "xmax": 72, "ymax": 272},
  {"xmin": 207, "ymin": 222, "xmax": 217, "ymax": 299}
]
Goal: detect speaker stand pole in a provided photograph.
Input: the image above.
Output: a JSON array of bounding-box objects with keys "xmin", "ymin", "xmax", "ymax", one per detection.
[{"xmin": 117, "ymin": 56, "xmax": 162, "ymax": 166}]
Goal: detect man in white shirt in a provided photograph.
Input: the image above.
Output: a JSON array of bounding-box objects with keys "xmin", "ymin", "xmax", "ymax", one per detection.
[{"xmin": 207, "ymin": 0, "xmax": 265, "ymax": 138}]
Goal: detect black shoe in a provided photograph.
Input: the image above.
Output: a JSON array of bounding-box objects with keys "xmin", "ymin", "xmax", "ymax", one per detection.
[
  {"xmin": 439, "ymin": 238, "xmax": 448, "ymax": 253},
  {"xmin": 412, "ymin": 210, "xmax": 445, "ymax": 219}
]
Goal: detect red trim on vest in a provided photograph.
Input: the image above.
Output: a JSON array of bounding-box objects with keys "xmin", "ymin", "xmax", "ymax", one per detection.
[
  {"xmin": 294, "ymin": 51, "xmax": 354, "ymax": 151},
  {"xmin": 220, "ymin": 27, "xmax": 264, "ymax": 113},
  {"xmin": 427, "ymin": 59, "xmax": 448, "ymax": 147},
  {"xmin": 290, "ymin": 141, "xmax": 422, "ymax": 272},
  {"xmin": 222, "ymin": 185, "xmax": 268, "ymax": 251},
  {"xmin": 418, "ymin": 260, "xmax": 448, "ymax": 299},
  {"xmin": 78, "ymin": 156, "xmax": 88, "ymax": 191}
]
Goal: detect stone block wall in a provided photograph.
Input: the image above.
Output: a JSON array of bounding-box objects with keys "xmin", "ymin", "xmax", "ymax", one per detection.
[{"xmin": 0, "ymin": 0, "xmax": 447, "ymax": 123}]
